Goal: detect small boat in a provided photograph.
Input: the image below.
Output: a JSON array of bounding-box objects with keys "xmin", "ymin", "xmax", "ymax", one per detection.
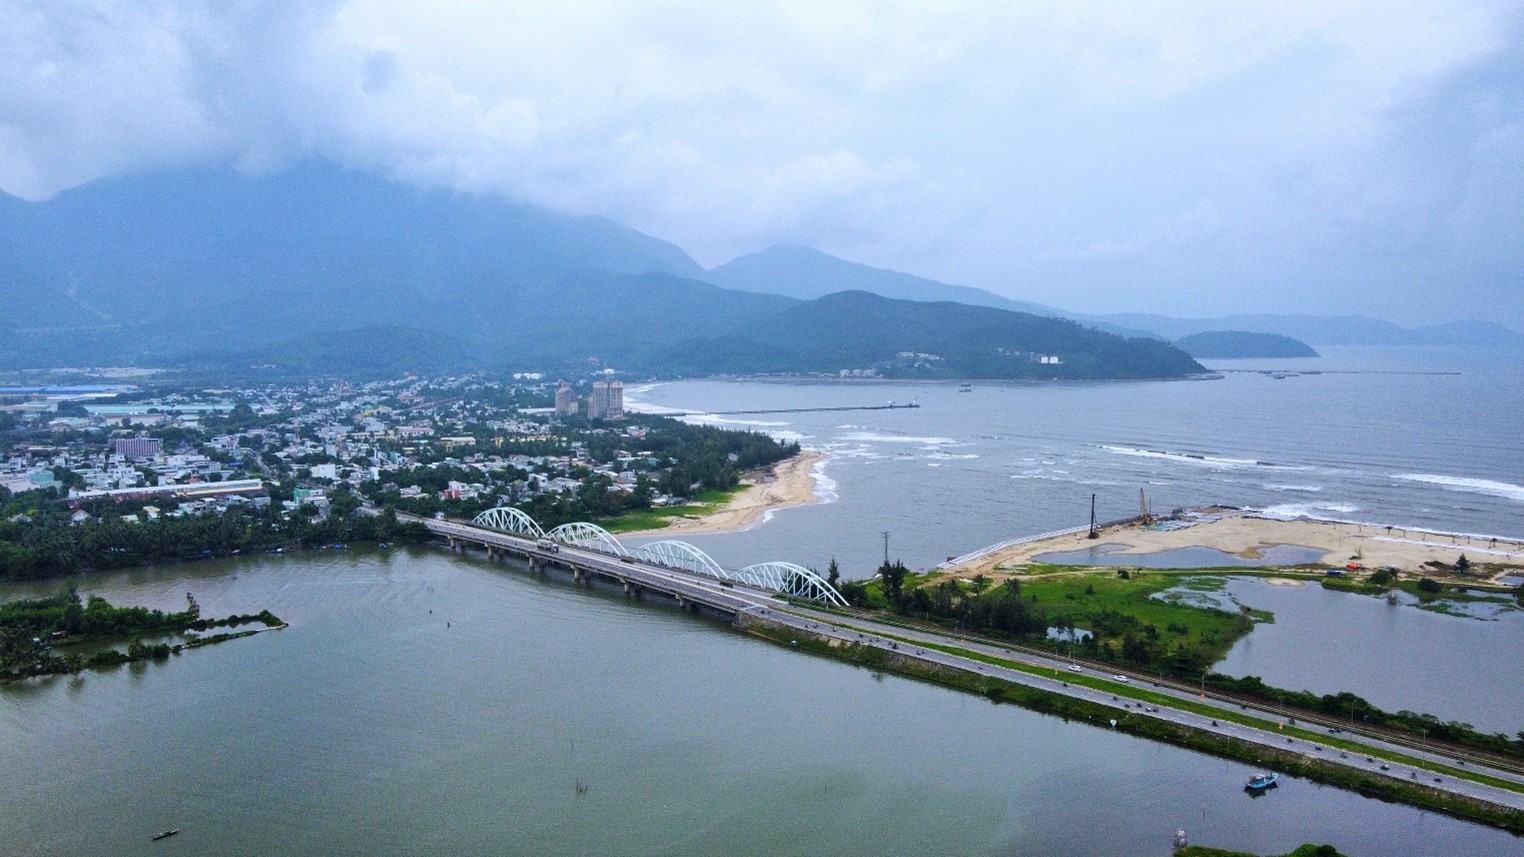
[
  {"xmin": 1245, "ymin": 772, "xmax": 1279, "ymax": 791},
  {"xmin": 1173, "ymin": 828, "xmax": 1188, "ymax": 848},
  {"xmin": 152, "ymin": 828, "xmax": 179, "ymax": 841}
]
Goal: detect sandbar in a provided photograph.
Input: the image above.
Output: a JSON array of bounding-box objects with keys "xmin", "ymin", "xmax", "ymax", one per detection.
[
  {"xmin": 622, "ymin": 449, "xmax": 824, "ymax": 536},
  {"xmin": 949, "ymin": 508, "xmax": 1524, "ymax": 584}
]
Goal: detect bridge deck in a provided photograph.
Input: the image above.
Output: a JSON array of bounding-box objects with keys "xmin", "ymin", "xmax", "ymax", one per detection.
[{"xmin": 415, "ymin": 513, "xmax": 1524, "ymax": 816}]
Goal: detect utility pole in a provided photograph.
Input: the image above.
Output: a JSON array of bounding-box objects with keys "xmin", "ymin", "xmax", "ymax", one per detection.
[
  {"xmin": 1087, "ymin": 494, "xmax": 1099, "ymax": 539},
  {"xmin": 881, "ymin": 531, "xmax": 890, "ymax": 567}
]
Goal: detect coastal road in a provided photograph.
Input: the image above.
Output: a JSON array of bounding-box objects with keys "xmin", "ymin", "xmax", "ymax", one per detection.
[
  {"xmin": 758, "ymin": 603, "xmax": 1524, "ymax": 812},
  {"xmin": 417, "ymin": 513, "xmax": 1524, "ymax": 813}
]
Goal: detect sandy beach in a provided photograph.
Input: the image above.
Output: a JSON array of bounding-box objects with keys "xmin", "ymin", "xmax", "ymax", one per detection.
[
  {"xmin": 621, "ymin": 449, "xmax": 824, "ymax": 536},
  {"xmin": 949, "ymin": 508, "xmax": 1524, "ymax": 583}
]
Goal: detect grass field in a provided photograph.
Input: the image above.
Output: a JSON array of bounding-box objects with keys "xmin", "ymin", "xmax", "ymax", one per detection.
[{"xmin": 600, "ymin": 486, "xmax": 744, "ymax": 534}]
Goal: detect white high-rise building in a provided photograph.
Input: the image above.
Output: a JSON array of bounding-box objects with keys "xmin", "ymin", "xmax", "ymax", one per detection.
[
  {"xmin": 554, "ymin": 382, "xmax": 577, "ymax": 416},
  {"xmin": 589, "ymin": 380, "xmax": 624, "ymax": 419}
]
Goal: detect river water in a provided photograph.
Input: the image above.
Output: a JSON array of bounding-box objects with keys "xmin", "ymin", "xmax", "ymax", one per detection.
[
  {"xmin": 2, "ymin": 549, "xmax": 1520, "ymax": 857},
  {"xmin": 4, "ymin": 346, "xmax": 1523, "ymax": 855}
]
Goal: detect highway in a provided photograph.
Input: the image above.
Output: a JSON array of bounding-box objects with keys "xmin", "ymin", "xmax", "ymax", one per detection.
[{"xmin": 416, "ymin": 512, "xmax": 1524, "ymax": 816}]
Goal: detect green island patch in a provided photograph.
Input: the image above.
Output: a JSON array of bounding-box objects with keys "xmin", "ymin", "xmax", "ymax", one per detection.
[{"xmin": 1, "ymin": 587, "xmax": 284, "ymax": 681}]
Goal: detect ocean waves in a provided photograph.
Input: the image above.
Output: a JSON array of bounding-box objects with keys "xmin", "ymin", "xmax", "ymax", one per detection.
[
  {"xmin": 1100, "ymin": 444, "xmax": 1300, "ymax": 470},
  {"xmin": 1394, "ymin": 474, "xmax": 1524, "ymax": 503}
]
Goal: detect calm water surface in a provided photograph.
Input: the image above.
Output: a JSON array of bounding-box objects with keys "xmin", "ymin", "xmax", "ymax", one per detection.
[{"xmin": 3, "ymin": 550, "xmax": 1519, "ymax": 856}]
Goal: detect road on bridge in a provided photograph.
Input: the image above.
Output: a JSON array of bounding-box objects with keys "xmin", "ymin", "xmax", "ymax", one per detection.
[{"xmin": 413, "ymin": 511, "xmax": 1524, "ymax": 815}]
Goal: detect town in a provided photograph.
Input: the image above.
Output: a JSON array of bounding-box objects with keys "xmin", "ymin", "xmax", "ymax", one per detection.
[{"xmin": 0, "ymin": 374, "xmax": 796, "ymax": 579}]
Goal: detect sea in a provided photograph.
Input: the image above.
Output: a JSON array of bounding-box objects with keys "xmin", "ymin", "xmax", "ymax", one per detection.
[{"xmin": 3, "ymin": 346, "xmax": 1522, "ymax": 856}]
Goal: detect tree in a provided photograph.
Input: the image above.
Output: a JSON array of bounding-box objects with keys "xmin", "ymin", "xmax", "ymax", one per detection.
[
  {"xmin": 1454, "ymin": 554, "xmax": 1471, "ymax": 573},
  {"xmin": 878, "ymin": 560, "xmax": 909, "ymax": 608},
  {"xmin": 826, "ymin": 557, "xmax": 840, "ymax": 588},
  {"xmin": 50, "ymin": 467, "xmax": 85, "ymax": 490}
]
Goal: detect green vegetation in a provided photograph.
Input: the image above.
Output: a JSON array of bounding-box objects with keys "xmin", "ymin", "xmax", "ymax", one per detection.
[
  {"xmin": 0, "ymin": 497, "xmax": 429, "ymax": 582},
  {"xmin": 1203, "ymin": 673, "xmax": 1524, "ymax": 760},
  {"xmin": 655, "ymin": 290, "xmax": 1205, "ymax": 380},
  {"xmin": 601, "ymin": 486, "xmax": 744, "ymax": 533},
  {"xmin": 1, "ymin": 589, "xmax": 284, "ymax": 680},
  {"xmin": 1177, "ymin": 846, "xmax": 1346, "ymax": 857},
  {"xmin": 1173, "ymin": 330, "xmax": 1319, "ymax": 359},
  {"xmin": 365, "ymin": 417, "xmax": 798, "ymax": 531},
  {"xmin": 844, "ymin": 564, "xmax": 1252, "ymax": 674},
  {"xmin": 841, "ymin": 565, "xmax": 1524, "ymax": 763}
]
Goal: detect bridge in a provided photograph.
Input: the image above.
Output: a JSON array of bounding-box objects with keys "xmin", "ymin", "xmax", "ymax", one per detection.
[
  {"xmin": 411, "ymin": 507, "xmax": 846, "ymax": 613},
  {"xmin": 404, "ymin": 509, "xmax": 1524, "ymax": 819}
]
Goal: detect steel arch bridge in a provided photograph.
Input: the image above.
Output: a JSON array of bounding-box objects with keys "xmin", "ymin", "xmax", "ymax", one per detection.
[
  {"xmin": 632, "ymin": 540, "xmax": 729, "ymax": 579},
  {"xmin": 632, "ymin": 543, "xmax": 847, "ymax": 607},
  {"xmin": 548, "ymin": 522, "xmax": 628, "ymax": 556},
  {"xmin": 738, "ymin": 562, "xmax": 847, "ymax": 607},
  {"xmin": 456, "ymin": 509, "xmax": 847, "ymax": 605},
  {"xmin": 472, "ymin": 507, "xmax": 545, "ymax": 539}
]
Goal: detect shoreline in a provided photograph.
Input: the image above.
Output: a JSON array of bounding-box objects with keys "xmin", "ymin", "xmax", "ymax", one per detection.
[
  {"xmin": 947, "ymin": 507, "xmax": 1524, "ymax": 583},
  {"xmin": 620, "ymin": 449, "xmax": 825, "ymax": 536}
]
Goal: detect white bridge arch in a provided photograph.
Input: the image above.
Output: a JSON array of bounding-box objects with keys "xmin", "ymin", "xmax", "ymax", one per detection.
[
  {"xmin": 738, "ymin": 562, "xmax": 847, "ymax": 606},
  {"xmin": 473, "ymin": 507, "xmax": 545, "ymax": 538},
  {"xmin": 458, "ymin": 510, "xmax": 846, "ymax": 605},
  {"xmin": 632, "ymin": 540, "xmax": 728, "ymax": 579},
  {"xmin": 548, "ymin": 522, "xmax": 628, "ymax": 556}
]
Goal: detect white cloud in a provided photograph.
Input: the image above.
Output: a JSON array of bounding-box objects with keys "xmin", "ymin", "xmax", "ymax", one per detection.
[{"xmin": 0, "ymin": 1, "xmax": 1519, "ymax": 324}]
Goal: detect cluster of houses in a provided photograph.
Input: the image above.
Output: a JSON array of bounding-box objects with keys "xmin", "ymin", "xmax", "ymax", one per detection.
[{"xmin": 1, "ymin": 373, "xmax": 694, "ymax": 523}]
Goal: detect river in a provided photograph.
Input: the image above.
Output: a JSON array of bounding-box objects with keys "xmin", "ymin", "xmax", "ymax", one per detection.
[{"xmin": 2, "ymin": 548, "xmax": 1520, "ymax": 856}]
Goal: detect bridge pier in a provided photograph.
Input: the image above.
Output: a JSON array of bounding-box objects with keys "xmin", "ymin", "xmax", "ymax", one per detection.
[{"xmin": 622, "ymin": 579, "xmax": 640, "ymax": 597}]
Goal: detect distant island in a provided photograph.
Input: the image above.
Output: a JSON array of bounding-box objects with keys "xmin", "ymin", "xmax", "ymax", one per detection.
[{"xmin": 1173, "ymin": 330, "xmax": 1319, "ymax": 359}]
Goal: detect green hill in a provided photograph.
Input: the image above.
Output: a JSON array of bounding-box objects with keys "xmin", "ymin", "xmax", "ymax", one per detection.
[
  {"xmin": 655, "ymin": 291, "xmax": 1204, "ymax": 379},
  {"xmin": 1174, "ymin": 331, "xmax": 1319, "ymax": 359},
  {"xmin": 0, "ymin": 163, "xmax": 1205, "ymax": 381}
]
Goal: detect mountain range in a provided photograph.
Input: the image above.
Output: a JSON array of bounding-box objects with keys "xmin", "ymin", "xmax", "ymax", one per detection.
[{"xmin": 0, "ymin": 161, "xmax": 1511, "ymax": 379}]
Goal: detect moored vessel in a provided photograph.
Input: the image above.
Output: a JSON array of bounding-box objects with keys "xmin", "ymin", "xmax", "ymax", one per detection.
[{"xmin": 1245, "ymin": 772, "xmax": 1279, "ymax": 792}]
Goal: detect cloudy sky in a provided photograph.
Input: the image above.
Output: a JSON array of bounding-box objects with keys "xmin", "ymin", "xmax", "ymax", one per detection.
[{"xmin": 3, "ymin": 1, "xmax": 1521, "ymax": 327}]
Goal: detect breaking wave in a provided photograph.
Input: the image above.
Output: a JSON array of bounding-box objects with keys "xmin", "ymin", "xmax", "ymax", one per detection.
[
  {"xmin": 1393, "ymin": 474, "xmax": 1524, "ymax": 503},
  {"xmin": 1100, "ymin": 445, "xmax": 1298, "ymax": 470}
]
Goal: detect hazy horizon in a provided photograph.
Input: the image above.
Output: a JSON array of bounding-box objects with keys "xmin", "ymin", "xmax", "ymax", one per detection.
[{"xmin": 3, "ymin": 1, "xmax": 1521, "ymax": 329}]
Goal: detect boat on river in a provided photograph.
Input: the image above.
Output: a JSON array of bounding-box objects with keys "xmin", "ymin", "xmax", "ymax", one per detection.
[
  {"xmin": 1244, "ymin": 772, "xmax": 1279, "ymax": 792},
  {"xmin": 152, "ymin": 828, "xmax": 179, "ymax": 840}
]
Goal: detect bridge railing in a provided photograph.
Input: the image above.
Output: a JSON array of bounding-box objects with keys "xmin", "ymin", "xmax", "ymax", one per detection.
[{"xmin": 460, "ymin": 508, "xmax": 846, "ymax": 605}]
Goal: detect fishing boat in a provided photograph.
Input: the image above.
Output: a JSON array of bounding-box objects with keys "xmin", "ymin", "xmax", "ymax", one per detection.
[
  {"xmin": 1244, "ymin": 772, "xmax": 1279, "ymax": 792},
  {"xmin": 152, "ymin": 828, "xmax": 180, "ymax": 841}
]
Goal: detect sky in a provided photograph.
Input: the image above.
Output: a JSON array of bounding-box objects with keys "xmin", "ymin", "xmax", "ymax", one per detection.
[{"xmin": 2, "ymin": 1, "xmax": 1521, "ymax": 328}]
